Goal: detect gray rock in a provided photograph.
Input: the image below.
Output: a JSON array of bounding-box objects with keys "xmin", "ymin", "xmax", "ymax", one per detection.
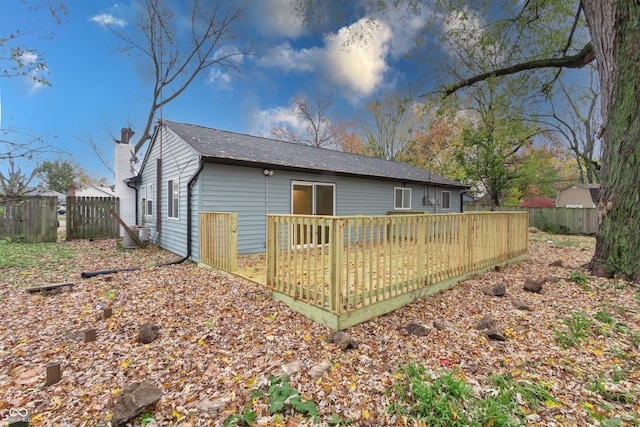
[
  {"xmin": 111, "ymin": 382, "xmax": 162, "ymax": 427},
  {"xmin": 281, "ymin": 359, "xmax": 301, "ymax": 375},
  {"xmin": 483, "ymin": 282, "xmax": 506, "ymax": 296},
  {"xmin": 433, "ymin": 320, "xmax": 447, "ymax": 331},
  {"xmin": 476, "ymin": 314, "xmax": 496, "ymax": 330},
  {"xmin": 404, "ymin": 322, "xmax": 430, "ymax": 336},
  {"xmin": 309, "ymin": 360, "xmax": 332, "ymax": 379},
  {"xmin": 512, "ymin": 299, "xmax": 532, "ymax": 311},
  {"xmin": 485, "ymin": 327, "xmax": 506, "ymax": 341},
  {"xmin": 138, "ymin": 323, "xmax": 160, "ymax": 344},
  {"xmin": 328, "ymin": 331, "xmax": 358, "ymax": 350},
  {"xmin": 523, "ymin": 278, "xmax": 544, "ymax": 293}
]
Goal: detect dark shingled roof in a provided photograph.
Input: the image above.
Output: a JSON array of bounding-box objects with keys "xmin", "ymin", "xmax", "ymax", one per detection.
[{"xmin": 160, "ymin": 120, "xmax": 468, "ymax": 188}]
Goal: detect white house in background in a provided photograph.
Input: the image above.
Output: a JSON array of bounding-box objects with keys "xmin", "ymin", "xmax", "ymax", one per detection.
[
  {"xmin": 555, "ymin": 184, "xmax": 600, "ymax": 208},
  {"xmin": 75, "ymin": 185, "xmax": 116, "ymax": 198}
]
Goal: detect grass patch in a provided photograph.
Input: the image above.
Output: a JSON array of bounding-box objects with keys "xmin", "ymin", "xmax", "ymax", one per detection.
[
  {"xmin": 553, "ymin": 311, "xmax": 593, "ymax": 348},
  {"xmin": 0, "ymin": 239, "xmax": 75, "ymax": 270},
  {"xmin": 387, "ymin": 364, "xmax": 554, "ymax": 426},
  {"xmin": 529, "ymin": 233, "xmax": 595, "ymax": 250},
  {"xmin": 568, "ymin": 270, "xmax": 590, "ymax": 289}
]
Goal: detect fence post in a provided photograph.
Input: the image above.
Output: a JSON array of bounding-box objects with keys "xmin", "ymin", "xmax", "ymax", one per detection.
[
  {"xmin": 266, "ymin": 215, "xmax": 275, "ymax": 288},
  {"xmin": 330, "ymin": 217, "xmax": 343, "ymax": 313}
]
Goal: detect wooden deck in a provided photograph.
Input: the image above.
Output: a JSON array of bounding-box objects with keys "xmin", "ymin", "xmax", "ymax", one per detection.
[{"xmin": 201, "ymin": 212, "xmax": 529, "ymax": 330}]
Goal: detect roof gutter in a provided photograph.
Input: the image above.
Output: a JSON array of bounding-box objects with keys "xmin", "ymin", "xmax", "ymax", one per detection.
[{"xmin": 199, "ymin": 157, "xmax": 470, "ymax": 189}]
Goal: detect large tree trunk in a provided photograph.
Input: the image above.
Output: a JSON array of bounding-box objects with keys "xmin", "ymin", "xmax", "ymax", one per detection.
[{"xmin": 583, "ymin": 1, "xmax": 640, "ymax": 279}]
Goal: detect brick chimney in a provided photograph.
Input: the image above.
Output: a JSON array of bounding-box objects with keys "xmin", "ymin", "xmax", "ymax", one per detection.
[
  {"xmin": 67, "ymin": 184, "xmax": 76, "ymax": 197},
  {"xmin": 116, "ymin": 127, "xmax": 135, "ymax": 144}
]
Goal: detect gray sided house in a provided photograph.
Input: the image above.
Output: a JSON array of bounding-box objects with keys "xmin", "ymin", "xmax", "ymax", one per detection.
[{"xmin": 131, "ymin": 120, "xmax": 469, "ymax": 260}]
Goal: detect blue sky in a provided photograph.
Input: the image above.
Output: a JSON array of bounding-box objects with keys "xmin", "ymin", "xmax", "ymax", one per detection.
[{"xmin": 1, "ymin": 0, "xmax": 435, "ymax": 183}]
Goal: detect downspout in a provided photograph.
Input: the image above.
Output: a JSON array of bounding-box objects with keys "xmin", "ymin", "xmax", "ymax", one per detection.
[
  {"xmin": 126, "ymin": 180, "xmax": 139, "ymax": 224},
  {"xmin": 81, "ymin": 158, "xmax": 205, "ymax": 278}
]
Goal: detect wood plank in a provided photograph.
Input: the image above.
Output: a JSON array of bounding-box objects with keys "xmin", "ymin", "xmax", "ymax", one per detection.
[{"xmin": 25, "ymin": 282, "xmax": 74, "ymax": 293}]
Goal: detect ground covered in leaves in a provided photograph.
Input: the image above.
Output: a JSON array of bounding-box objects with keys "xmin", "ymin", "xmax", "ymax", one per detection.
[{"xmin": 1, "ymin": 232, "xmax": 638, "ymax": 426}]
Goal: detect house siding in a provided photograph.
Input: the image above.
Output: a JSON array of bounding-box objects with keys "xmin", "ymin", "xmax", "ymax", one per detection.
[
  {"xmin": 197, "ymin": 164, "xmax": 463, "ymax": 256},
  {"xmin": 556, "ymin": 186, "xmax": 597, "ymax": 208},
  {"xmin": 138, "ymin": 128, "xmax": 201, "ymax": 257}
]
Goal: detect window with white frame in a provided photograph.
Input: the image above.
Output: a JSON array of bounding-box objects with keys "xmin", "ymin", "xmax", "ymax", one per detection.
[
  {"xmin": 144, "ymin": 184, "xmax": 153, "ymax": 216},
  {"xmin": 441, "ymin": 190, "xmax": 451, "ymax": 210},
  {"xmin": 394, "ymin": 187, "xmax": 411, "ymax": 210},
  {"xmin": 167, "ymin": 178, "xmax": 179, "ymax": 219}
]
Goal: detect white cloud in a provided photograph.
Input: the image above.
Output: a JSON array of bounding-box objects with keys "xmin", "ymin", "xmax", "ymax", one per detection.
[
  {"xmin": 260, "ymin": 42, "xmax": 319, "ymax": 73},
  {"xmin": 374, "ymin": 6, "xmax": 430, "ymax": 59},
  {"xmin": 17, "ymin": 52, "xmax": 47, "ymax": 93},
  {"xmin": 206, "ymin": 46, "xmax": 244, "ymax": 90},
  {"xmin": 260, "ymin": 18, "xmax": 392, "ymax": 103},
  {"xmin": 322, "ymin": 18, "xmax": 392, "ymax": 102},
  {"xmin": 247, "ymin": 104, "xmax": 304, "ymax": 137},
  {"xmin": 206, "ymin": 68, "xmax": 232, "ymax": 90},
  {"xmin": 90, "ymin": 13, "xmax": 127, "ymax": 28},
  {"xmin": 250, "ymin": 0, "xmax": 304, "ymax": 39}
]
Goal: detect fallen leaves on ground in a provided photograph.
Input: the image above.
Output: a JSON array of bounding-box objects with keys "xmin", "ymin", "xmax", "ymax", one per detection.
[{"xmin": 0, "ymin": 233, "xmax": 638, "ymax": 426}]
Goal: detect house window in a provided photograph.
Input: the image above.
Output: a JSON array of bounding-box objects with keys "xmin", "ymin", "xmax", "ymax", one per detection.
[
  {"xmin": 291, "ymin": 181, "xmax": 335, "ymax": 245},
  {"xmin": 144, "ymin": 184, "xmax": 153, "ymax": 216},
  {"xmin": 394, "ymin": 187, "xmax": 411, "ymax": 210},
  {"xmin": 441, "ymin": 191, "xmax": 451, "ymax": 210},
  {"xmin": 167, "ymin": 178, "xmax": 179, "ymax": 219}
]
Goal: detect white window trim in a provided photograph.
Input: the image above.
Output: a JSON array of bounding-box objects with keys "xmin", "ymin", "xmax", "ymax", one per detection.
[
  {"xmin": 145, "ymin": 184, "xmax": 154, "ymax": 217},
  {"xmin": 394, "ymin": 187, "xmax": 411, "ymax": 210},
  {"xmin": 441, "ymin": 190, "xmax": 451, "ymax": 210},
  {"xmin": 167, "ymin": 177, "xmax": 179, "ymax": 220}
]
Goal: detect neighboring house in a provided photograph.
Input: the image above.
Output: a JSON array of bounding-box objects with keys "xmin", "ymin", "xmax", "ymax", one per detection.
[
  {"xmin": 74, "ymin": 185, "xmax": 116, "ymax": 198},
  {"xmin": 26, "ymin": 188, "xmax": 66, "ymax": 204},
  {"xmin": 129, "ymin": 120, "xmax": 469, "ymax": 260},
  {"xmin": 555, "ymin": 184, "xmax": 600, "ymax": 208}
]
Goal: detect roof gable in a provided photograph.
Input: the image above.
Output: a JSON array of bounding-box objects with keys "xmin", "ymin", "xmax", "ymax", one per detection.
[{"xmin": 157, "ymin": 120, "xmax": 467, "ymax": 188}]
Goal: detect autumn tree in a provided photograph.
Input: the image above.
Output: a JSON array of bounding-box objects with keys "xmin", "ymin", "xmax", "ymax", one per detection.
[
  {"xmin": 294, "ymin": 0, "xmax": 640, "ymax": 279},
  {"xmin": 270, "ymin": 90, "xmax": 351, "ymax": 149},
  {"xmin": 357, "ymin": 92, "xmax": 419, "ymax": 161},
  {"xmin": 535, "ymin": 67, "xmax": 601, "ymax": 184},
  {"xmin": 98, "ymin": 0, "xmax": 248, "ymax": 153},
  {"xmin": 399, "ymin": 110, "xmax": 465, "ymax": 181},
  {"xmin": 503, "ymin": 145, "xmax": 564, "ymax": 206}
]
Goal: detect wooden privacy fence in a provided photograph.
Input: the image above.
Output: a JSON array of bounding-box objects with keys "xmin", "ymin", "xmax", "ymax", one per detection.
[
  {"xmin": 0, "ymin": 196, "xmax": 58, "ymax": 242},
  {"xmin": 66, "ymin": 196, "xmax": 120, "ymax": 240},
  {"xmin": 464, "ymin": 206, "xmax": 598, "ymax": 235},
  {"xmin": 199, "ymin": 212, "xmax": 238, "ymax": 272},
  {"xmin": 266, "ymin": 212, "xmax": 528, "ymax": 330}
]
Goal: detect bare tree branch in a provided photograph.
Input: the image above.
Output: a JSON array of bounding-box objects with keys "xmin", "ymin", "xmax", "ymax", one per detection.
[
  {"xmin": 101, "ymin": 0, "xmax": 249, "ymax": 153},
  {"xmin": 441, "ymin": 42, "xmax": 595, "ymax": 98}
]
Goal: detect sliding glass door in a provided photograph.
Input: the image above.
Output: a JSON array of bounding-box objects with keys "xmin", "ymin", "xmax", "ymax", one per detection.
[{"xmin": 292, "ymin": 181, "xmax": 335, "ymax": 245}]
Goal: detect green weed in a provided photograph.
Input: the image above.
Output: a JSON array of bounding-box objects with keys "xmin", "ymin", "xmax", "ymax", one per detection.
[
  {"xmin": 224, "ymin": 374, "xmax": 321, "ymax": 426},
  {"xmin": 386, "ymin": 364, "xmax": 554, "ymax": 426},
  {"xmin": 553, "ymin": 311, "xmax": 593, "ymax": 348},
  {"xmin": 568, "ymin": 270, "xmax": 589, "ymax": 289},
  {"xmin": 140, "ymin": 412, "xmax": 156, "ymax": 425}
]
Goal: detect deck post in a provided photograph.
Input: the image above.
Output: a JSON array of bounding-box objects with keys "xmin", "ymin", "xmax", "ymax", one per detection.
[{"xmin": 330, "ymin": 218, "xmax": 343, "ymax": 314}]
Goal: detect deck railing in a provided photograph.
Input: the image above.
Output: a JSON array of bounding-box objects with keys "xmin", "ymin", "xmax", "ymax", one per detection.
[
  {"xmin": 266, "ymin": 212, "xmax": 528, "ymax": 329},
  {"xmin": 199, "ymin": 212, "xmax": 238, "ymax": 272}
]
